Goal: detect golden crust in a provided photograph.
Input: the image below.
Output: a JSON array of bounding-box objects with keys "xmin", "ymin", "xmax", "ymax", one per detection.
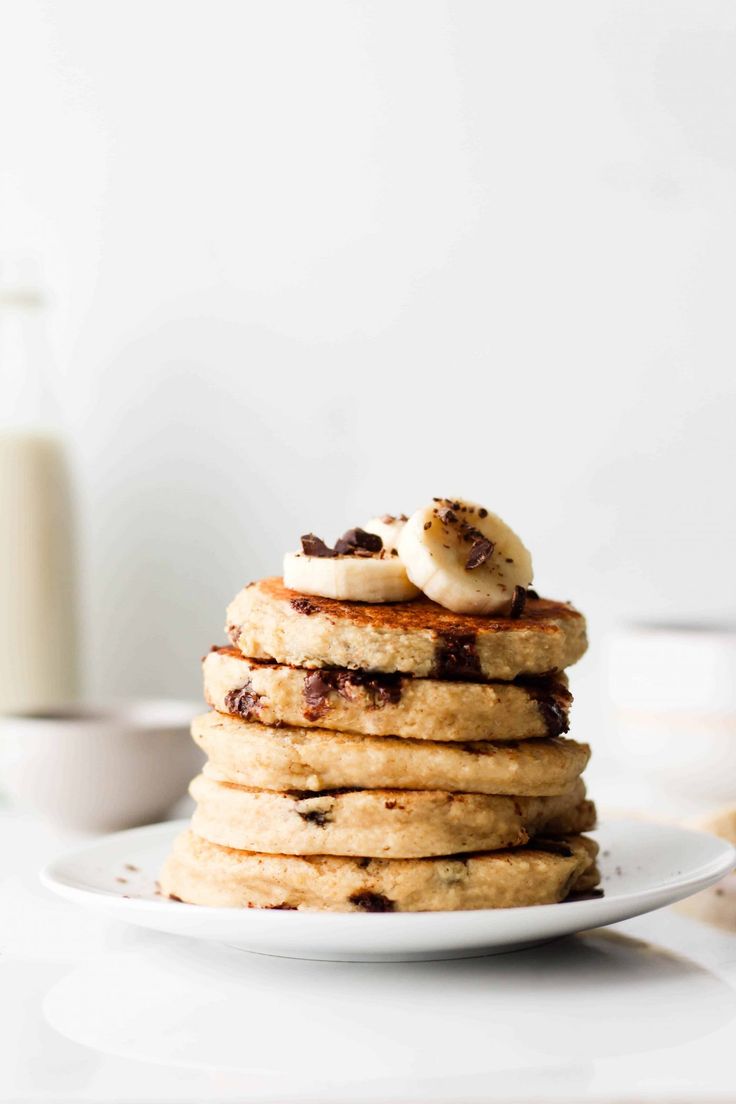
[{"xmin": 226, "ymin": 578, "xmax": 587, "ymax": 680}]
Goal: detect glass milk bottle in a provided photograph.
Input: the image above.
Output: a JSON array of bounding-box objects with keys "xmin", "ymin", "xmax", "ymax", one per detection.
[{"xmin": 0, "ymin": 259, "xmax": 79, "ymax": 712}]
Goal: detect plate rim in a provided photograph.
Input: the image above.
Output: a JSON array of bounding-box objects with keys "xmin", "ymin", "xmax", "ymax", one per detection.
[{"xmin": 40, "ymin": 817, "xmax": 736, "ymax": 922}]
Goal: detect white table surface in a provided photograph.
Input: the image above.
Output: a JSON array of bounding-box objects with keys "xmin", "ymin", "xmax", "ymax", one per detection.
[{"xmin": 2, "ymin": 803, "xmax": 735, "ymax": 1104}]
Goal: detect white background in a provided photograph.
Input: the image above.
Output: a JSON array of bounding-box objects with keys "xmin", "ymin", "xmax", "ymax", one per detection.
[{"xmin": 1, "ymin": 0, "xmax": 734, "ymax": 702}]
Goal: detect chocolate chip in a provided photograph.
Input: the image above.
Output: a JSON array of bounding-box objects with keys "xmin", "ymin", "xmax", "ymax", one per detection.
[
  {"xmin": 300, "ymin": 533, "xmax": 335, "ymax": 557},
  {"xmin": 297, "ymin": 808, "xmax": 332, "ymax": 827},
  {"xmin": 509, "ymin": 585, "xmax": 527, "ymax": 618},
  {"xmin": 478, "ymin": 508, "xmax": 488, "ymax": 518},
  {"xmin": 527, "ymin": 587, "xmax": 539, "ymax": 599},
  {"xmin": 266, "ymin": 902, "xmax": 297, "ymax": 910},
  {"xmin": 437, "ymin": 506, "xmax": 458, "ymax": 525},
  {"xmin": 516, "ymin": 677, "xmax": 571, "ymax": 736},
  {"xmin": 537, "ymin": 697, "xmax": 569, "ymax": 736},
  {"xmin": 225, "ymin": 683, "xmax": 262, "ymax": 721},
  {"xmin": 348, "ymin": 890, "xmax": 395, "ymax": 912},
  {"xmin": 303, "ymin": 668, "xmax": 402, "ymax": 720},
  {"xmin": 334, "ymin": 527, "xmax": 383, "ymax": 555},
  {"xmin": 434, "ymin": 631, "xmax": 482, "ymax": 681},
  {"xmin": 465, "ymin": 537, "xmax": 495, "ymax": 570},
  {"xmin": 290, "ymin": 597, "xmax": 317, "ymax": 615},
  {"xmin": 303, "ymin": 671, "xmax": 336, "ymax": 720}
]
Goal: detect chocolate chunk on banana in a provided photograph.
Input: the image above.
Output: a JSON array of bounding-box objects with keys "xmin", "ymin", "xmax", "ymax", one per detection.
[
  {"xmin": 397, "ymin": 498, "xmax": 533, "ymax": 615},
  {"xmin": 283, "ymin": 527, "xmax": 419, "ymax": 603}
]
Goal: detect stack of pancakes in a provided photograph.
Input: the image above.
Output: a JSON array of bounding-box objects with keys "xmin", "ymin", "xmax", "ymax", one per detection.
[{"xmin": 161, "ymin": 577, "xmax": 599, "ymax": 911}]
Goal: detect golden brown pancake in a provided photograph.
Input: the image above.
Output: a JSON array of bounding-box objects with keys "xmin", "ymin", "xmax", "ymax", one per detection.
[
  {"xmin": 203, "ymin": 646, "xmax": 573, "ymax": 741},
  {"xmin": 192, "ymin": 710, "xmax": 590, "ymax": 796},
  {"xmin": 189, "ymin": 771, "xmax": 596, "ymax": 858},
  {"xmin": 226, "ymin": 577, "xmax": 587, "ymax": 681},
  {"xmin": 160, "ymin": 830, "xmax": 600, "ymax": 911}
]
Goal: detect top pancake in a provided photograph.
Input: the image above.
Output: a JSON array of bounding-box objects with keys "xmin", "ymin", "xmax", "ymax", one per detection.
[{"xmin": 227, "ymin": 577, "xmax": 587, "ymax": 681}]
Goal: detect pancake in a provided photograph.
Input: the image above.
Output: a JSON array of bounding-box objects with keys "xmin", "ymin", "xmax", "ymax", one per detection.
[
  {"xmin": 193, "ymin": 711, "xmax": 590, "ymax": 796},
  {"xmin": 160, "ymin": 830, "xmax": 600, "ymax": 911},
  {"xmin": 189, "ymin": 772, "xmax": 595, "ymax": 858},
  {"xmin": 226, "ymin": 577, "xmax": 587, "ymax": 680},
  {"xmin": 203, "ymin": 647, "xmax": 573, "ymax": 741}
]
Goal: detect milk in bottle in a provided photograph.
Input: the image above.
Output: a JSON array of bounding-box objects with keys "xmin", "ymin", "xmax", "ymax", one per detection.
[{"xmin": 0, "ymin": 260, "xmax": 78, "ymax": 712}]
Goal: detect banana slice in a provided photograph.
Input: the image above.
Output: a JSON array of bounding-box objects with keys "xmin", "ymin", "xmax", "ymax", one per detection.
[
  {"xmin": 397, "ymin": 498, "xmax": 533, "ymax": 615},
  {"xmin": 363, "ymin": 513, "xmax": 409, "ymax": 552},
  {"xmin": 283, "ymin": 528, "xmax": 420, "ymax": 603}
]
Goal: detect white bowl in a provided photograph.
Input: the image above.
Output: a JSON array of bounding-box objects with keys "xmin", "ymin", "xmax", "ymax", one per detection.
[{"xmin": 0, "ymin": 700, "xmax": 203, "ymax": 831}]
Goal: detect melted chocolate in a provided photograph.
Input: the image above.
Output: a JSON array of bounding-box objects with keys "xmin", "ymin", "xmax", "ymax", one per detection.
[
  {"xmin": 224, "ymin": 683, "xmax": 262, "ymax": 722},
  {"xmin": 517, "ymin": 677, "xmax": 572, "ymax": 736},
  {"xmin": 348, "ymin": 890, "xmax": 395, "ymax": 912},
  {"xmin": 433, "ymin": 631, "xmax": 482, "ymax": 681},
  {"xmin": 303, "ymin": 668, "xmax": 402, "ymax": 720}
]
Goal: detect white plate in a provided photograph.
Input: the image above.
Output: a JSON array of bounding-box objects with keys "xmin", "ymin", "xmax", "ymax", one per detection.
[{"xmin": 40, "ymin": 818, "xmax": 734, "ymax": 961}]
